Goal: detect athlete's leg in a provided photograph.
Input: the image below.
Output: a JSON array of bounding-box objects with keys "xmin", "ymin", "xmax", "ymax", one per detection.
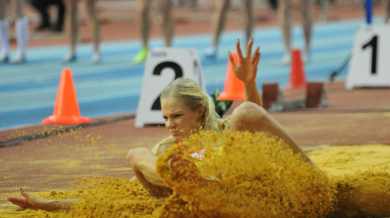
[
  {"xmin": 385, "ymin": 0, "xmax": 390, "ymax": 24},
  {"xmin": 301, "ymin": 0, "xmax": 312, "ymax": 62},
  {"xmin": 0, "ymin": 1, "xmax": 9, "ymax": 63},
  {"xmin": 277, "ymin": 0, "xmax": 292, "ymax": 65},
  {"xmin": 139, "ymin": 0, "xmax": 150, "ymax": 50},
  {"xmin": 205, "ymin": 0, "xmax": 230, "ymax": 60},
  {"xmin": 63, "ymin": 0, "xmax": 78, "ymax": 62},
  {"xmin": 85, "ymin": 0, "xmax": 101, "ymax": 63},
  {"xmin": 318, "ymin": 0, "xmax": 328, "ymax": 22},
  {"xmin": 133, "ymin": 0, "xmax": 151, "ymax": 64},
  {"xmin": 160, "ymin": 0, "xmax": 173, "ymax": 47},
  {"xmin": 127, "ymin": 147, "xmax": 173, "ymax": 197},
  {"xmin": 211, "ymin": 0, "xmax": 229, "ymax": 49},
  {"xmin": 0, "ymin": 1, "xmax": 5, "ymax": 21},
  {"xmin": 230, "ymin": 102, "xmax": 318, "ymax": 167},
  {"xmin": 13, "ymin": 0, "xmax": 29, "ymax": 64},
  {"xmin": 242, "ymin": 0, "xmax": 254, "ymax": 46}
]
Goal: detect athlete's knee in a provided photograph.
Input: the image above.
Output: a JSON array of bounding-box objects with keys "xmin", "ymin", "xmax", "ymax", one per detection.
[
  {"xmin": 234, "ymin": 101, "xmax": 265, "ymax": 114},
  {"xmin": 301, "ymin": 9, "xmax": 310, "ymax": 19},
  {"xmin": 231, "ymin": 102, "xmax": 267, "ymax": 129}
]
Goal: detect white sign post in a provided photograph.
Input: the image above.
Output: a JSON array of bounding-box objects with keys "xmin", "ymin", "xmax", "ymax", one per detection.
[
  {"xmin": 346, "ymin": 25, "xmax": 390, "ymax": 90},
  {"xmin": 135, "ymin": 48, "xmax": 206, "ymax": 128}
]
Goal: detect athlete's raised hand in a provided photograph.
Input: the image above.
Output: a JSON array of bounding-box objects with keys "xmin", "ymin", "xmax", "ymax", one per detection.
[{"xmin": 228, "ymin": 39, "xmax": 261, "ymax": 85}]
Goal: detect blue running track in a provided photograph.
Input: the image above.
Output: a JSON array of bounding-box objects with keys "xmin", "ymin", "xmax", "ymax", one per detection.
[{"xmin": 0, "ymin": 17, "xmax": 385, "ymax": 130}]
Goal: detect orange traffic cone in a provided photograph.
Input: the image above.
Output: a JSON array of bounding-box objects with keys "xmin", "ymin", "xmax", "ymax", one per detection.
[
  {"xmin": 286, "ymin": 49, "xmax": 306, "ymax": 90},
  {"xmin": 42, "ymin": 68, "xmax": 91, "ymax": 124},
  {"xmin": 218, "ymin": 51, "xmax": 245, "ymax": 100}
]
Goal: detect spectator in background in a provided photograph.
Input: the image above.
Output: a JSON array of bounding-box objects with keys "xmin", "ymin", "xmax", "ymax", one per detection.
[
  {"xmin": 62, "ymin": 0, "xmax": 101, "ymax": 64},
  {"xmin": 204, "ymin": 0, "xmax": 254, "ymax": 60},
  {"xmin": 30, "ymin": 0, "xmax": 66, "ymax": 32},
  {"xmin": 0, "ymin": 0, "xmax": 29, "ymax": 64},
  {"xmin": 132, "ymin": 0, "xmax": 173, "ymax": 64},
  {"xmin": 277, "ymin": 0, "xmax": 312, "ymax": 65}
]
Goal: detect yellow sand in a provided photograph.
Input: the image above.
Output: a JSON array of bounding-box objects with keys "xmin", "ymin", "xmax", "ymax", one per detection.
[
  {"xmin": 309, "ymin": 145, "xmax": 390, "ymax": 217},
  {"xmin": 2, "ymin": 131, "xmax": 390, "ymax": 217}
]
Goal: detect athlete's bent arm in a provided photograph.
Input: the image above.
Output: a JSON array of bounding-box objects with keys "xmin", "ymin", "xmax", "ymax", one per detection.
[{"xmin": 228, "ymin": 39, "xmax": 262, "ymax": 106}]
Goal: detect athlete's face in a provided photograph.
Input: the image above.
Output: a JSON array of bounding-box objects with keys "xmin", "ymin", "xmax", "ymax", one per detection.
[{"xmin": 161, "ymin": 97, "xmax": 204, "ymax": 142}]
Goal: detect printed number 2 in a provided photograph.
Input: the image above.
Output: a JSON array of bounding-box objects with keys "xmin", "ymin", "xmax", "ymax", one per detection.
[
  {"xmin": 151, "ymin": 62, "xmax": 183, "ymax": 110},
  {"xmin": 362, "ymin": 35, "xmax": 378, "ymax": 75}
]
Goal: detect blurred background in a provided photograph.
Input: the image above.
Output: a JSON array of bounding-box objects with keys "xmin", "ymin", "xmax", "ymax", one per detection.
[{"xmin": 0, "ymin": 0, "xmax": 388, "ymax": 130}]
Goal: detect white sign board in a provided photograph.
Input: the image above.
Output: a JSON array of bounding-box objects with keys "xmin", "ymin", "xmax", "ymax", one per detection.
[
  {"xmin": 135, "ymin": 48, "xmax": 206, "ymax": 127},
  {"xmin": 346, "ymin": 25, "xmax": 390, "ymax": 90}
]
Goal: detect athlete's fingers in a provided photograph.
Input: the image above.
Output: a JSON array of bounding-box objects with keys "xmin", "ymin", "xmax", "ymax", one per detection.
[
  {"xmin": 251, "ymin": 46, "xmax": 260, "ymax": 64},
  {"xmin": 246, "ymin": 39, "xmax": 254, "ymax": 58},
  {"xmin": 21, "ymin": 192, "xmax": 44, "ymax": 209},
  {"xmin": 7, "ymin": 196, "xmax": 28, "ymax": 208},
  {"xmin": 236, "ymin": 39, "xmax": 244, "ymax": 59},
  {"xmin": 228, "ymin": 51, "xmax": 237, "ymax": 69},
  {"xmin": 254, "ymin": 52, "xmax": 261, "ymax": 67}
]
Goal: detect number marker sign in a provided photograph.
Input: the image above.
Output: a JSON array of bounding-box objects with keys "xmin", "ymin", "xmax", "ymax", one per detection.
[
  {"xmin": 135, "ymin": 48, "xmax": 206, "ymax": 127},
  {"xmin": 346, "ymin": 25, "xmax": 390, "ymax": 90}
]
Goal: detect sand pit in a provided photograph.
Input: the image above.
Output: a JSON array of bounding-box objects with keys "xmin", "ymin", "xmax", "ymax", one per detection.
[
  {"xmin": 1, "ymin": 131, "xmax": 390, "ymax": 217},
  {"xmin": 309, "ymin": 145, "xmax": 390, "ymax": 217}
]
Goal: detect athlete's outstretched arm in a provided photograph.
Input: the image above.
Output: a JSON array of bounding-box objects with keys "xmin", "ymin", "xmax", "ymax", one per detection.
[
  {"xmin": 228, "ymin": 39, "xmax": 262, "ymax": 106},
  {"xmin": 8, "ymin": 191, "xmax": 78, "ymax": 211}
]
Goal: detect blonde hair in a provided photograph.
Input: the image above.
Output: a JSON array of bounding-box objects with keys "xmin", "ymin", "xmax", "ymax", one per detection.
[{"xmin": 151, "ymin": 78, "xmax": 230, "ymax": 155}]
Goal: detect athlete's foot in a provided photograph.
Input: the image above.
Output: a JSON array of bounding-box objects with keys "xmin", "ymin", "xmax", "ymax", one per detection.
[
  {"xmin": 204, "ymin": 47, "xmax": 217, "ymax": 60},
  {"xmin": 12, "ymin": 54, "xmax": 25, "ymax": 64},
  {"xmin": 62, "ymin": 54, "xmax": 77, "ymax": 63},
  {"xmin": 91, "ymin": 53, "xmax": 101, "ymax": 64},
  {"xmin": 132, "ymin": 48, "xmax": 148, "ymax": 64},
  {"xmin": 0, "ymin": 53, "xmax": 9, "ymax": 63},
  {"xmin": 280, "ymin": 54, "xmax": 291, "ymax": 66}
]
